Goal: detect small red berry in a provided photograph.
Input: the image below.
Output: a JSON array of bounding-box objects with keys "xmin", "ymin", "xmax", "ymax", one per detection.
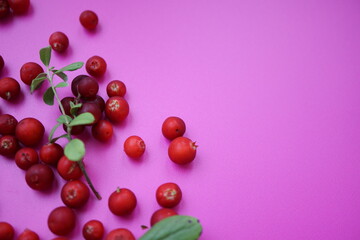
[
  {"xmin": 25, "ymin": 163, "xmax": 54, "ymax": 191},
  {"xmin": 15, "ymin": 147, "xmax": 38, "ymax": 170},
  {"xmin": 106, "ymin": 80, "xmax": 126, "ymax": 97},
  {"xmin": 105, "ymin": 96, "xmax": 129, "ymax": 123},
  {"xmin": 150, "ymin": 208, "xmax": 178, "ymax": 226},
  {"xmin": 85, "ymin": 56, "xmax": 107, "ymax": 77},
  {"xmin": 162, "ymin": 116, "xmax": 186, "ymax": 140},
  {"xmin": 156, "ymin": 182, "xmax": 182, "ymax": 208},
  {"xmin": 17, "ymin": 229, "xmax": 39, "ymax": 240},
  {"xmin": 168, "ymin": 137, "xmax": 197, "ymax": 165},
  {"xmin": 105, "ymin": 228, "xmax": 135, "ymax": 240},
  {"xmin": 0, "ymin": 135, "xmax": 19, "ymax": 156},
  {"xmin": 108, "ymin": 188, "xmax": 137, "ymax": 216},
  {"xmin": 61, "ymin": 180, "xmax": 90, "ymax": 208},
  {"xmin": 0, "ymin": 222, "xmax": 14, "ymax": 240},
  {"xmin": 80, "ymin": 10, "xmax": 98, "ymax": 30},
  {"xmin": 123, "ymin": 135, "xmax": 145, "ymax": 158},
  {"xmin": 8, "ymin": 0, "xmax": 30, "ymax": 15},
  {"xmin": 92, "ymin": 119, "xmax": 113, "ymax": 142},
  {"xmin": 20, "ymin": 62, "xmax": 44, "ymax": 86},
  {"xmin": 0, "ymin": 114, "xmax": 18, "ymax": 135},
  {"xmin": 48, "ymin": 206, "xmax": 76, "ymax": 236},
  {"xmin": 0, "ymin": 77, "xmax": 21, "ymax": 101},
  {"xmin": 15, "ymin": 117, "xmax": 45, "ymax": 147},
  {"xmin": 82, "ymin": 220, "xmax": 104, "ymax": 240},
  {"xmin": 57, "ymin": 155, "xmax": 83, "ymax": 180},
  {"xmin": 49, "ymin": 31, "xmax": 69, "ymax": 53},
  {"xmin": 39, "ymin": 142, "xmax": 63, "ymax": 165}
]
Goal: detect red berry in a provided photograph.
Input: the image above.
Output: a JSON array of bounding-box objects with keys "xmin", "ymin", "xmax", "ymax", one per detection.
[
  {"xmin": 61, "ymin": 180, "xmax": 90, "ymax": 208},
  {"xmin": 15, "ymin": 117, "xmax": 45, "ymax": 147},
  {"xmin": 17, "ymin": 229, "xmax": 39, "ymax": 240},
  {"xmin": 156, "ymin": 182, "xmax": 182, "ymax": 208},
  {"xmin": 0, "ymin": 114, "xmax": 18, "ymax": 135},
  {"xmin": 106, "ymin": 80, "xmax": 126, "ymax": 97},
  {"xmin": 85, "ymin": 56, "xmax": 107, "ymax": 77},
  {"xmin": 8, "ymin": 0, "xmax": 29, "ymax": 15},
  {"xmin": 63, "ymin": 123, "xmax": 85, "ymax": 135},
  {"xmin": 82, "ymin": 220, "xmax": 104, "ymax": 240},
  {"xmin": 0, "ymin": 222, "xmax": 14, "ymax": 240},
  {"xmin": 0, "ymin": 77, "xmax": 21, "ymax": 101},
  {"xmin": 123, "ymin": 135, "xmax": 145, "ymax": 158},
  {"xmin": 105, "ymin": 96, "xmax": 129, "ymax": 123},
  {"xmin": 77, "ymin": 102, "xmax": 102, "ymax": 125},
  {"xmin": 51, "ymin": 238, "xmax": 69, "ymax": 240},
  {"xmin": 25, "ymin": 163, "xmax": 54, "ymax": 191},
  {"xmin": 105, "ymin": 228, "xmax": 135, "ymax": 240},
  {"xmin": 108, "ymin": 188, "xmax": 137, "ymax": 216},
  {"xmin": 71, "ymin": 75, "xmax": 89, "ymax": 97},
  {"xmin": 91, "ymin": 119, "xmax": 113, "ymax": 142},
  {"xmin": 150, "ymin": 208, "xmax": 178, "ymax": 226},
  {"xmin": 48, "ymin": 206, "xmax": 76, "ymax": 236},
  {"xmin": 57, "ymin": 155, "xmax": 83, "ymax": 181},
  {"xmin": 168, "ymin": 137, "xmax": 197, "ymax": 165},
  {"xmin": 15, "ymin": 147, "xmax": 38, "ymax": 170},
  {"xmin": 49, "ymin": 31, "xmax": 69, "ymax": 53},
  {"xmin": 0, "ymin": 1, "xmax": 10, "ymax": 19},
  {"xmin": 80, "ymin": 10, "xmax": 98, "ymax": 30},
  {"xmin": 60, "ymin": 96, "xmax": 75, "ymax": 116},
  {"xmin": 39, "ymin": 142, "xmax": 63, "ymax": 165},
  {"xmin": 80, "ymin": 95, "xmax": 105, "ymax": 112},
  {"xmin": 0, "ymin": 135, "xmax": 19, "ymax": 156},
  {"xmin": 20, "ymin": 62, "xmax": 44, "ymax": 86},
  {"xmin": 77, "ymin": 76, "xmax": 99, "ymax": 99},
  {"xmin": 162, "ymin": 116, "xmax": 186, "ymax": 140}
]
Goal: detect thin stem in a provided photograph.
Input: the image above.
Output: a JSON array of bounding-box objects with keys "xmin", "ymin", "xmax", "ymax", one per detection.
[{"xmin": 78, "ymin": 160, "xmax": 102, "ymax": 200}]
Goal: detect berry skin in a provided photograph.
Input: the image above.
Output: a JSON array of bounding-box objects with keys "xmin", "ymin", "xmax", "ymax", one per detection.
[
  {"xmin": 15, "ymin": 147, "xmax": 39, "ymax": 170},
  {"xmin": 156, "ymin": 182, "xmax": 182, "ymax": 208},
  {"xmin": 106, "ymin": 80, "xmax": 126, "ymax": 97},
  {"xmin": 105, "ymin": 96, "xmax": 129, "ymax": 123},
  {"xmin": 108, "ymin": 188, "xmax": 137, "ymax": 216},
  {"xmin": 82, "ymin": 220, "xmax": 104, "ymax": 240},
  {"xmin": 162, "ymin": 116, "xmax": 186, "ymax": 140},
  {"xmin": 71, "ymin": 74, "xmax": 89, "ymax": 97},
  {"xmin": 61, "ymin": 180, "xmax": 90, "ymax": 208},
  {"xmin": 81, "ymin": 95, "xmax": 105, "ymax": 112},
  {"xmin": 48, "ymin": 206, "xmax": 76, "ymax": 236},
  {"xmin": 91, "ymin": 119, "xmax": 113, "ymax": 142},
  {"xmin": 0, "ymin": 1, "xmax": 11, "ymax": 19},
  {"xmin": 15, "ymin": 117, "xmax": 45, "ymax": 147},
  {"xmin": 0, "ymin": 114, "xmax": 18, "ymax": 135},
  {"xmin": 0, "ymin": 77, "xmax": 21, "ymax": 101},
  {"xmin": 8, "ymin": 0, "xmax": 30, "ymax": 15},
  {"xmin": 80, "ymin": 10, "xmax": 98, "ymax": 30},
  {"xmin": 39, "ymin": 142, "xmax": 63, "ymax": 165},
  {"xmin": 17, "ymin": 229, "xmax": 39, "ymax": 240},
  {"xmin": 57, "ymin": 155, "xmax": 83, "ymax": 181},
  {"xmin": 123, "ymin": 135, "xmax": 145, "ymax": 158},
  {"xmin": 77, "ymin": 102, "xmax": 102, "ymax": 125},
  {"xmin": 49, "ymin": 31, "xmax": 69, "ymax": 53},
  {"xmin": 168, "ymin": 137, "xmax": 197, "ymax": 165},
  {"xmin": 60, "ymin": 96, "xmax": 75, "ymax": 115},
  {"xmin": 25, "ymin": 163, "xmax": 54, "ymax": 191},
  {"xmin": 0, "ymin": 222, "xmax": 14, "ymax": 240},
  {"xmin": 0, "ymin": 135, "xmax": 19, "ymax": 156},
  {"xmin": 105, "ymin": 228, "xmax": 135, "ymax": 240},
  {"xmin": 77, "ymin": 76, "xmax": 99, "ymax": 99},
  {"xmin": 20, "ymin": 62, "xmax": 44, "ymax": 86},
  {"xmin": 85, "ymin": 56, "xmax": 107, "ymax": 77},
  {"xmin": 150, "ymin": 208, "xmax": 178, "ymax": 226}
]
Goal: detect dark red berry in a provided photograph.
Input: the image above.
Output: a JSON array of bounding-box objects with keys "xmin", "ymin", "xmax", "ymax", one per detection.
[
  {"xmin": 0, "ymin": 135, "xmax": 19, "ymax": 156},
  {"xmin": 78, "ymin": 102, "xmax": 102, "ymax": 125},
  {"xmin": 80, "ymin": 10, "xmax": 98, "ymax": 30},
  {"xmin": 92, "ymin": 119, "xmax": 113, "ymax": 142},
  {"xmin": 57, "ymin": 155, "xmax": 83, "ymax": 181},
  {"xmin": 25, "ymin": 163, "xmax": 54, "ymax": 191},
  {"xmin": 8, "ymin": 0, "xmax": 29, "ymax": 15},
  {"xmin": 39, "ymin": 142, "xmax": 63, "ymax": 165},
  {"xmin": 17, "ymin": 229, "xmax": 39, "ymax": 240},
  {"xmin": 49, "ymin": 31, "xmax": 69, "ymax": 53},
  {"xmin": 77, "ymin": 76, "xmax": 99, "ymax": 99},
  {"xmin": 63, "ymin": 123, "xmax": 85, "ymax": 135},
  {"xmin": 106, "ymin": 80, "xmax": 126, "ymax": 97},
  {"xmin": 20, "ymin": 62, "xmax": 44, "ymax": 86},
  {"xmin": 60, "ymin": 96, "xmax": 75, "ymax": 116},
  {"xmin": 80, "ymin": 95, "xmax": 105, "ymax": 112},
  {"xmin": 150, "ymin": 208, "xmax": 178, "ymax": 226},
  {"xmin": 0, "ymin": 55, "xmax": 4, "ymax": 71},
  {"xmin": 0, "ymin": 1, "xmax": 10, "ymax": 19},
  {"xmin": 71, "ymin": 75, "xmax": 89, "ymax": 97},
  {"xmin": 61, "ymin": 180, "xmax": 90, "ymax": 208},
  {"xmin": 0, "ymin": 222, "xmax": 14, "ymax": 240},
  {"xmin": 0, "ymin": 114, "xmax": 18, "ymax": 135},
  {"xmin": 82, "ymin": 219, "xmax": 104, "ymax": 240},
  {"xmin": 15, "ymin": 117, "xmax": 45, "ymax": 146},
  {"xmin": 48, "ymin": 206, "xmax": 76, "ymax": 236},
  {"xmin": 0, "ymin": 77, "xmax": 21, "ymax": 101},
  {"xmin": 15, "ymin": 147, "xmax": 38, "ymax": 170},
  {"xmin": 85, "ymin": 56, "xmax": 107, "ymax": 77}
]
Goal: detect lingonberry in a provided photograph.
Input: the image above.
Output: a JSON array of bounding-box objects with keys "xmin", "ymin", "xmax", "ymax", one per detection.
[
  {"xmin": 85, "ymin": 56, "xmax": 107, "ymax": 77},
  {"xmin": 77, "ymin": 102, "xmax": 102, "ymax": 125},
  {"xmin": 0, "ymin": 1, "xmax": 10, "ymax": 19},
  {"xmin": 61, "ymin": 180, "xmax": 90, "ymax": 208},
  {"xmin": 80, "ymin": 10, "xmax": 98, "ymax": 30},
  {"xmin": 0, "ymin": 55, "xmax": 4, "ymax": 71},
  {"xmin": 105, "ymin": 228, "xmax": 135, "ymax": 240},
  {"xmin": 0, "ymin": 222, "xmax": 14, "ymax": 240},
  {"xmin": 48, "ymin": 206, "xmax": 76, "ymax": 236},
  {"xmin": 57, "ymin": 155, "xmax": 83, "ymax": 180},
  {"xmin": 91, "ymin": 119, "xmax": 113, "ymax": 142},
  {"xmin": 39, "ymin": 142, "xmax": 63, "ymax": 165},
  {"xmin": 25, "ymin": 163, "xmax": 54, "ymax": 191},
  {"xmin": 8, "ymin": 0, "xmax": 29, "ymax": 15},
  {"xmin": 108, "ymin": 188, "xmax": 137, "ymax": 216},
  {"xmin": 168, "ymin": 137, "xmax": 197, "ymax": 165},
  {"xmin": 0, "ymin": 77, "xmax": 21, "ymax": 101},
  {"xmin": 71, "ymin": 74, "xmax": 88, "ymax": 97},
  {"xmin": 106, "ymin": 80, "xmax": 126, "ymax": 97},
  {"xmin": 150, "ymin": 208, "xmax": 178, "ymax": 226},
  {"xmin": 80, "ymin": 95, "xmax": 105, "ymax": 112},
  {"xmin": 156, "ymin": 182, "xmax": 182, "ymax": 208},
  {"xmin": 20, "ymin": 62, "xmax": 44, "ymax": 86},
  {"xmin": 82, "ymin": 219, "xmax": 104, "ymax": 240},
  {"xmin": 0, "ymin": 135, "xmax": 19, "ymax": 156},
  {"xmin": 49, "ymin": 31, "xmax": 69, "ymax": 53},
  {"xmin": 77, "ymin": 76, "xmax": 99, "ymax": 99},
  {"xmin": 0, "ymin": 114, "xmax": 18, "ymax": 135},
  {"xmin": 15, "ymin": 147, "xmax": 38, "ymax": 170},
  {"xmin": 123, "ymin": 135, "xmax": 145, "ymax": 158},
  {"xmin": 17, "ymin": 229, "xmax": 39, "ymax": 240},
  {"xmin": 60, "ymin": 96, "xmax": 75, "ymax": 116},
  {"xmin": 15, "ymin": 117, "xmax": 45, "ymax": 146},
  {"xmin": 162, "ymin": 116, "xmax": 186, "ymax": 140},
  {"xmin": 105, "ymin": 96, "xmax": 129, "ymax": 123},
  {"xmin": 63, "ymin": 123, "xmax": 85, "ymax": 135}
]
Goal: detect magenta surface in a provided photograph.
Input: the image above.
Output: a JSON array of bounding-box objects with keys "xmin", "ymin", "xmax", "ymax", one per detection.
[{"xmin": 1, "ymin": 0, "xmax": 360, "ymax": 239}]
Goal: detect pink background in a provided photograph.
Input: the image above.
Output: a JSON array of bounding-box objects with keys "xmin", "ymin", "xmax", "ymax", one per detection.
[{"xmin": 1, "ymin": 0, "xmax": 360, "ymax": 239}]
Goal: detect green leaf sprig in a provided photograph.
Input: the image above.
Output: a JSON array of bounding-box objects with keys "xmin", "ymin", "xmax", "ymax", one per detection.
[{"xmin": 31, "ymin": 46, "xmax": 101, "ymax": 200}]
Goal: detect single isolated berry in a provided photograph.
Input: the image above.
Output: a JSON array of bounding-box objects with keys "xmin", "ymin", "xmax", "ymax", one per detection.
[
  {"xmin": 20, "ymin": 62, "xmax": 44, "ymax": 86},
  {"xmin": 123, "ymin": 135, "xmax": 145, "ymax": 159},
  {"xmin": 80, "ymin": 10, "xmax": 98, "ymax": 30},
  {"xmin": 156, "ymin": 182, "xmax": 182, "ymax": 208},
  {"xmin": 85, "ymin": 55, "xmax": 107, "ymax": 77},
  {"xmin": 0, "ymin": 77, "xmax": 21, "ymax": 101},
  {"xmin": 0, "ymin": 221, "xmax": 15, "ymax": 240},
  {"xmin": 106, "ymin": 80, "xmax": 126, "ymax": 97},
  {"xmin": 108, "ymin": 188, "xmax": 137, "ymax": 216},
  {"xmin": 49, "ymin": 31, "xmax": 69, "ymax": 53},
  {"xmin": 168, "ymin": 137, "xmax": 197, "ymax": 165},
  {"xmin": 48, "ymin": 206, "xmax": 76, "ymax": 236},
  {"xmin": 8, "ymin": 0, "xmax": 30, "ymax": 15}
]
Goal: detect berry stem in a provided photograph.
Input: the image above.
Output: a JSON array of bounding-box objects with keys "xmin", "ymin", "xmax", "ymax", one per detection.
[{"xmin": 78, "ymin": 160, "xmax": 102, "ymax": 200}]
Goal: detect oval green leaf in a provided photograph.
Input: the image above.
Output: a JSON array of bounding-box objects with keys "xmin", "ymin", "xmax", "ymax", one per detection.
[
  {"xmin": 64, "ymin": 139, "xmax": 85, "ymax": 161},
  {"xmin": 52, "ymin": 69, "xmax": 68, "ymax": 81},
  {"xmin": 30, "ymin": 76, "xmax": 46, "ymax": 93},
  {"xmin": 68, "ymin": 112, "xmax": 95, "ymax": 127},
  {"xmin": 139, "ymin": 215, "xmax": 202, "ymax": 240},
  {"xmin": 55, "ymin": 82, "xmax": 68, "ymax": 88},
  {"xmin": 56, "ymin": 115, "xmax": 72, "ymax": 124},
  {"xmin": 40, "ymin": 46, "xmax": 51, "ymax": 66},
  {"xmin": 59, "ymin": 62, "xmax": 84, "ymax": 72},
  {"xmin": 43, "ymin": 87, "xmax": 55, "ymax": 105}
]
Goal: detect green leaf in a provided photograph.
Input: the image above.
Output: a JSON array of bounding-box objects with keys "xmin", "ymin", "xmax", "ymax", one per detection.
[
  {"xmin": 139, "ymin": 215, "xmax": 202, "ymax": 240},
  {"xmin": 43, "ymin": 87, "xmax": 55, "ymax": 105},
  {"xmin": 59, "ymin": 62, "xmax": 84, "ymax": 72},
  {"xmin": 50, "ymin": 134, "xmax": 69, "ymax": 143},
  {"xmin": 48, "ymin": 122, "xmax": 62, "ymax": 142},
  {"xmin": 64, "ymin": 139, "xmax": 85, "ymax": 161},
  {"xmin": 30, "ymin": 76, "xmax": 46, "ymax": 93},
  {"xmin": 68, "ymin": 112, "xmax": 95, "ymax": 127},
  {"xmin": 40, "ymin": 46, "xmax": 51, "ymax": 66},
  {"xmin": 55, "ymin": 82, "xmax": 68, "ymax": 88},
  {"xmin": 70, "ymin": 102, "xmax": 82, "ymax": 117},
  {"xmin": 57, "ymin": 115, "xmax": 72, "ymax": 124},
  {"xmin": 52, "ymin": 69, "xmax": 68, "ymax": 81}
]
